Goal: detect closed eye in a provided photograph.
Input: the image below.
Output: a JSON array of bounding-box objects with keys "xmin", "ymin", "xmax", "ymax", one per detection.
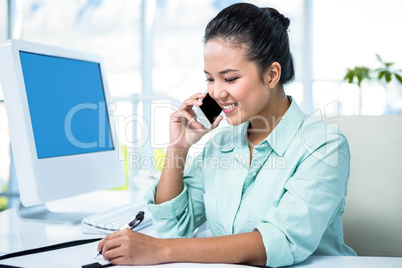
[
  {"xmin": 205, "ymin": 78, "xmax": 214, "ymax": 82},
  {"xmin": 225, "ymin": 77, "xmax": 239, "ymax": 83}
]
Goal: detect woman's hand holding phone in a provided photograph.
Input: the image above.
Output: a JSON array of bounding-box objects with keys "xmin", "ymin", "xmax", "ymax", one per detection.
[{"xmin": 169, "ymin": 92, "xmax": 223, "ymax": 151}]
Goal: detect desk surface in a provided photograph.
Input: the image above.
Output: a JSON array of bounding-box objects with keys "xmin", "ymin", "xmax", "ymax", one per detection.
[
  {"xmin": 1, "ymin": 190, "xmax": 402, "ymax": 268},
  {"xmin": 0, "ymin": 190, "xmax": 145, "ymax": 253}
]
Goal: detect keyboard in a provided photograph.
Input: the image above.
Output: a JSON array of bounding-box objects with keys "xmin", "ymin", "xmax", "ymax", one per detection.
[{"xmin": 81, "ymin": 203, "xmax": 153, "ymax": 234}]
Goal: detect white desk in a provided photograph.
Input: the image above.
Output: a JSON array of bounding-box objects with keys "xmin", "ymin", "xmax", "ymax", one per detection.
[{"xmin": 1, "ymin": 190, "xmax": 402, "ymax": 268}]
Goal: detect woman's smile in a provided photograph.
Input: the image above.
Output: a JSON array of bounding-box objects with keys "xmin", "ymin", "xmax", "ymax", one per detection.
[{"xmin": 221, "ymin": 102, "xmax": 238, "ymax": 113}]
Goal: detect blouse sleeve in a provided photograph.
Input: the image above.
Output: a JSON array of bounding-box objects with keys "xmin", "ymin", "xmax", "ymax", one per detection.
[
  {"xmin": 254, "ymin": 133, "xmax": 351, "ymax": 267},
  {"xmin": 144, "ymin": 152, "xmax": 206, "ymax": 238}
]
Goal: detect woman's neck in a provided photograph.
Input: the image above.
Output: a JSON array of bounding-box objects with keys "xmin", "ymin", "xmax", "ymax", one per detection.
[{"xmin": 248, "ymin": 89, "xmax": 290, "ymax": 145}]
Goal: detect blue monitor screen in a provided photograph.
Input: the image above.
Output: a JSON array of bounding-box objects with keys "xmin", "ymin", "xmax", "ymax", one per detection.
[{"xmin": 19, "ymin": 51, "xmax": 114, "ymax": 159}]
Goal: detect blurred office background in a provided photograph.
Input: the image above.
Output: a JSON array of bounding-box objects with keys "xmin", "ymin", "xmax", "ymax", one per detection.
[{"xmin": 0, "ymin": 0, "xmax": 401, "ymax": 210}]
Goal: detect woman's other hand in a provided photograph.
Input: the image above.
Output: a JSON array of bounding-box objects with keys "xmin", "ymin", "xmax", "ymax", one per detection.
[{"xmin": 97, "ymin": 229, "xmax": 167, "ymax": 265}]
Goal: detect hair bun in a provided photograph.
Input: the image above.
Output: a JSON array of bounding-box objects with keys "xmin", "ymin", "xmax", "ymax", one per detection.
[
  {"xmin": 261, "ymin": 7, "xmax": 290, "ymax": 31},
  {"xmin": 204, "ymin": 3, "xmax": 295, "ymax": 85},
  {"xmin": 281, "ymin": 16, "xmax": 290, "ymax": 30}
]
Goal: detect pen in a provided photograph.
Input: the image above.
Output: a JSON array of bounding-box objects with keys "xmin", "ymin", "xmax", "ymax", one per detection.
[{"xmin": 95, "ymin": 211, "xmax": 145, "ymax": 259}]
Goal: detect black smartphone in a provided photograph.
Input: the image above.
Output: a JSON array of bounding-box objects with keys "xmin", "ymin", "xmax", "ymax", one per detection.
[{"xmin": 193, "ymin": 93, "xmax": 222, "ymax": 128}]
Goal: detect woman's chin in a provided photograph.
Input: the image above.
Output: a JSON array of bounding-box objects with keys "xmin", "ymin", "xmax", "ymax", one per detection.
[{"xmin": 225, "ymin": 117, "xmax": 244, "ymax": 126}]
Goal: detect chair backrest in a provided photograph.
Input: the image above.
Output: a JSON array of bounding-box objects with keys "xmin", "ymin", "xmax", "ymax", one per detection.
[{"xmin": 334, "ymin": 115, "xmax": 402, "ymax": 257}]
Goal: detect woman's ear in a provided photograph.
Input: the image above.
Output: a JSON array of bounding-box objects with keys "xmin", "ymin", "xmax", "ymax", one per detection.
[{"xmin": 264, "ymin": 62, "xmax": 281, "ymax": 89}]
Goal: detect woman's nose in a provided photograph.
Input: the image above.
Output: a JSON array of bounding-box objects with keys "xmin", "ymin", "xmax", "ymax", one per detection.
[{"xmin": 212, "ymin": 82, "xmax": 228, "ymax": 101}]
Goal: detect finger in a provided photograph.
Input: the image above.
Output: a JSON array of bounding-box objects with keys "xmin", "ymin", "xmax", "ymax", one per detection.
[
  {"xmin": 107, "ymin": 256, "xmax": 126, "ymax": 265},
  {"xmin": 97, "ymin": 231, "xmax": 124, "ymax": 252},
  {"xmin": 171, "ymin": 109, "xmax": 197, "ymax": 124},
  {"xmin": 102, "ymin": 237, "xmax": 127, "ymax": 261},
  {"xmin": 189, "ymin": 92, "xmax": 207, "ymax": 100},
  {"xmin": 179, "ymin": 99, "xmax": 203, "ymax": 110},
  {"xmin": 97, "ymin": 240, "xmax": 105, "ymax": 252},
  {"xmin": 188, "ymin": 109, "xmax": 197, "ymax": 118},
  {"xmin": 97, "ymin": 235, "xmax": 111, "ymax": 252},
  {"xmin": 187, "ymin": 118, "xmax": 206, "ymax": 130},
  {"xmin": 210, "ymin": 115, "xmax": 223, "ymax": 130},
  {"xmin": 107, "ymin": 254, "xmax": 134, "ymax": 266},
  {"xmin": 97, "ymin": 238, "xmax": 106, "ymax": 252},
  {"xmin": 104, "ymin": 230, "xmax": 124, "ymax": 240},
  {"xmin": 103, "ymin": 246, "xmax": 125, "ymax": 262}
]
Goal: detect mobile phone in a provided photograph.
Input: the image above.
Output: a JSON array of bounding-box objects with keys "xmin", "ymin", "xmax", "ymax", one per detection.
[{"xmin": 193, "ymin": 93, "xmax": 223, "ymax": 129}]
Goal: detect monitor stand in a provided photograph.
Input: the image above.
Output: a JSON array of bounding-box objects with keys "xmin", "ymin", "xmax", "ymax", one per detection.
[{"xmin": 17, "ymin": 202, "xmax": 91, "ymax": 224}]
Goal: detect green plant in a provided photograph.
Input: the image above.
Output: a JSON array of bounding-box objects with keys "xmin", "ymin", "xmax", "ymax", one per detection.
[
  {"xmin": 375, "ymin": 54, "xmax": 402, "ymax": 84},
  {"xmin": 344, "ymin": 54, "xmax": 402, "ymax": 114}
]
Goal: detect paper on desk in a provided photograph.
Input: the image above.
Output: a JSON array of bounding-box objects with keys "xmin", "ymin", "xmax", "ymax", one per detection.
[{"xmin": 0, "ymin": 241, "xmax": 109, "ymax": 268}]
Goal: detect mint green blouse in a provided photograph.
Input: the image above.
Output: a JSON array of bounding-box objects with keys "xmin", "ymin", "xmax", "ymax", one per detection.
[{"xmin": 145, "ymin": 97, "xmax": 356, "ymax": 267}]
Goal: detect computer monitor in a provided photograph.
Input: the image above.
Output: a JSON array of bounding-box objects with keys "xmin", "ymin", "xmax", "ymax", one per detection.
[{"xmin": 0, "ymin": 39, "xmax": 125, "ymax": 222}]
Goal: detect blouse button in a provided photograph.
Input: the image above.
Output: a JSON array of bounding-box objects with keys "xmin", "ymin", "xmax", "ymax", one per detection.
[{"xmin": 252, "ymin": 172, "xmax": 257, "ymax": 176}]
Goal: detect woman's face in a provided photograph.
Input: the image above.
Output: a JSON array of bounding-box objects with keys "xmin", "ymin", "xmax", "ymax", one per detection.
[{"xmin": 203, "ymin": 39, "xmax": 270, "ymax": 126}]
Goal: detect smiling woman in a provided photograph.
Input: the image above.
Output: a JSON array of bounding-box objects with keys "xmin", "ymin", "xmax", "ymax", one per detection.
[
  {"xmin": 97, "ymin": 3, "xmax": 356, "ymax": 267},
  {"xmin": 203, "ymin": 39, "xmax": 289, "ymax": 130}
]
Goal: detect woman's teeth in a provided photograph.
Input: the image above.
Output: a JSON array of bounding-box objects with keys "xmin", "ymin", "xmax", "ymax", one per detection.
[{"xmin": 222, "ymin": 103, "xmax": 238, "ymax": 109}]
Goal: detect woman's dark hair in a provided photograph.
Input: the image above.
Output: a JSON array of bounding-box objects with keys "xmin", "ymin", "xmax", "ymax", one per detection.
[{"xmin": 204, "ymin": 3, "xmax": 295, "ymax": 85}]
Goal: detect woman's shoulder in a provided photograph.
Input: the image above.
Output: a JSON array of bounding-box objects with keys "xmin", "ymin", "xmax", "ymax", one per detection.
[
  {"xmin": 299, "ymin": 113, "xmax": 349, "ymax": 149},
  {"xmin": 284, "ymin": 97, "xmax": 348, "ymax": 151}
]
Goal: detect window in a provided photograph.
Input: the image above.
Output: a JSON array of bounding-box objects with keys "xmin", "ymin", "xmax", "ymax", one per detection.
[
  {"xmin": 313, "ymin": 0, "xmax": 402, "ymax": 115},
  {"xmin": 22, "ymin": 0, "xmax": 142, "ymax": 97}
]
